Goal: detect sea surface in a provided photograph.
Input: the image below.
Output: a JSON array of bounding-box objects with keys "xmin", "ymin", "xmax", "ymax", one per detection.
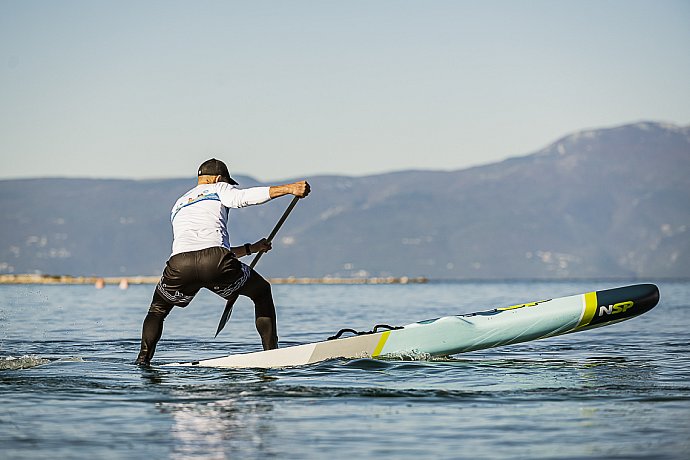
[{"xmin": 1, "ymin": 280, "xmax": 688, "ymax": 459}]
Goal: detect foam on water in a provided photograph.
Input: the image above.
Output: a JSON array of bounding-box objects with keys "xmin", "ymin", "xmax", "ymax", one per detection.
[
  {"xmin": 380, "ymin": 350, "xmax": 433, "ymax": 361},
  {"xmin": 0, "ymin": 355, "xmax": 52, "ymax": 370}
]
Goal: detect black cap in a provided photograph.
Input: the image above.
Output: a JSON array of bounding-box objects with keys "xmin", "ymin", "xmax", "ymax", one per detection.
[{"xmin": 198, "ymin": 158, "xmax": 238, "ymax": 185}]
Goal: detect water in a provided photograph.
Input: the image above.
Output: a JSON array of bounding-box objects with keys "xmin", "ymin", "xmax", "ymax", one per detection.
[{"xmin": 1, "ymin": 281, "xmax": 689, "ymax": 459}]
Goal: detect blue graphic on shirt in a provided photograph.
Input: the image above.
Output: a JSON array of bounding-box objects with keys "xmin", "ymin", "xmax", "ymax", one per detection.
[{"xmin": 171, "ymin": 191, "xmax": 221, "ymax": 221}]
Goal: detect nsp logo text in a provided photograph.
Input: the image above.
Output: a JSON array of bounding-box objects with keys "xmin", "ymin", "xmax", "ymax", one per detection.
[{"xmin": 598, "ymin": 301, "xmax": 634, "ymax": 317}]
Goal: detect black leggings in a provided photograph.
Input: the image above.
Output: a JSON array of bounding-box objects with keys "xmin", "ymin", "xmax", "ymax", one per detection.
[{"xmin": 136, "ymin": 247, "xmax": 277, "ymax": 365}]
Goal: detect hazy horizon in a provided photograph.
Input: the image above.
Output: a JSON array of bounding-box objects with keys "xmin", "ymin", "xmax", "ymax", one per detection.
[{"xmin": 0, "ymin": 119, "xmax": 685, "ymax": 182}]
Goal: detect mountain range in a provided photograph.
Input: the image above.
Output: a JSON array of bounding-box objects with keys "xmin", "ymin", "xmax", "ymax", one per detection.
[{"xmin": 1, "ymin": 121, "xmax": 688, "ymax": 279}]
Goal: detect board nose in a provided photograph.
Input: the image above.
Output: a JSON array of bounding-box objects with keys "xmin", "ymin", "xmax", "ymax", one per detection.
[
  {"xmin": 638, "ymin": 283, "xmax": 660, "ymax": 312},
  {"xmin": 598, "ymin": 283, "xmax": 660, "ymax": 318}
]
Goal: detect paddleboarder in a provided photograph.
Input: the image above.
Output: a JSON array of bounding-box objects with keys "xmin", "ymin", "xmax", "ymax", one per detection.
[{"xmin": 135, "ymin": 158, "xmax": 310, "ymax": 366}]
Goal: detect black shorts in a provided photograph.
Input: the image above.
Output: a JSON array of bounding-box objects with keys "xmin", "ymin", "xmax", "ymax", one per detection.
[{"xmin": 152, "ymin": 246, "xmax": 253, "ymax": 308}]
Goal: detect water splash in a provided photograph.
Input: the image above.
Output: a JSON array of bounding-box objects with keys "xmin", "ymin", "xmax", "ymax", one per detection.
[
  {"xmin": 380, "ymin": 350, "xmax": 433, "ymax": 361},
  {"xmin": 0, "ymin": 355, "xmax": 51, "ymax": 370}
]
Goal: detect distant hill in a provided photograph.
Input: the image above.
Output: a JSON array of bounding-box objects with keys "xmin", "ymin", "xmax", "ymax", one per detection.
[{"xmin": 1, "ymin": 121, "xmax": 688, "ymax": 279}]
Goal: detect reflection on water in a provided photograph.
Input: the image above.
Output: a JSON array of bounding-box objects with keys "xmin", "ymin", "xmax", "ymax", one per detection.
[
  {"xmin": 161, "ymin": 397, "xmax": 276, "ymax": 459},
  {"xmin": 122, "ymin": 350, "xmax": 676, "ymax": 459},
  {"xmin": 138, "ymin": 366, "xmax": 280, "ymax": 459}
]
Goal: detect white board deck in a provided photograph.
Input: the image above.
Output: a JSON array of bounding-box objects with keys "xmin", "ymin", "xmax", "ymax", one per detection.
[{"xmin": 163, "ymin": 283, "xmax": 659, "ymax": 369}]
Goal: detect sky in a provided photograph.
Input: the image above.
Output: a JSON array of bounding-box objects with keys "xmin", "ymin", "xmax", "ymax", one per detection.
[{"xmin": 1, "ymin": 0, "xmax": 689, "ymax": 182}]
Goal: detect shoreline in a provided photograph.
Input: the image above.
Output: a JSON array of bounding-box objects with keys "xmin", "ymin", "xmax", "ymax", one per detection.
[{"xmin": 0, "ymin": 274, "xmax": 428, "ymax": 286}]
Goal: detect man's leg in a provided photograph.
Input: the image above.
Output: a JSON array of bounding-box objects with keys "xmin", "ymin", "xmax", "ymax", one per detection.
[
  {"xmin": 135, "ymin": 297, "xmax": 173, "ymax": 366},
  {"xmin": 211, "ymin": 249, "xmax": 279, "ymax": 350},
  {"xmin": 237, "ymin": 272, "xmax": 278, "ymax": 350},
  {"xmin": 135, "ymin": 253, "xmax": 198, "ymax": 365}
]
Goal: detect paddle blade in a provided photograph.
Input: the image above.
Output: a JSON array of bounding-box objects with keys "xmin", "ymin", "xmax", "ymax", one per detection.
[{"xmin": 215, "ymin": 293, "xmax": 239, "ymax": 337}]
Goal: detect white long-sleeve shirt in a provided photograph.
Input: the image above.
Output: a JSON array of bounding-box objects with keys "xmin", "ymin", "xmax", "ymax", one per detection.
[{"xmin": 169, "ymin": 182, "xmax": 271, "ymax": 256}]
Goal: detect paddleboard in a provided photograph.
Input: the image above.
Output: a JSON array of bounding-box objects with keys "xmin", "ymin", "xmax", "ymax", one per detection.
[{"xmin": 163, "ymin": 283, "xmax": 659, "ymax": 369}]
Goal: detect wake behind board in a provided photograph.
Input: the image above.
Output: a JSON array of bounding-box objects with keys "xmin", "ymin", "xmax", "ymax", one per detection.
[{"xmin": 163, "ymin": 283, "xmax": 659, "ymax": 369}]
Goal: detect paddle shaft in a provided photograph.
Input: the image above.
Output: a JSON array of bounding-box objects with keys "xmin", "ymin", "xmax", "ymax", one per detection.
[
  {"xmin": 215, "ymin": 195, "xmax": 301, "ymax": 337},
  {"xmin": 249, "ymin": 195, "xmax": 300, "ymax": 269}
]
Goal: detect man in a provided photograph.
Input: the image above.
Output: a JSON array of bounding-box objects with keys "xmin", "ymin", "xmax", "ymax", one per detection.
[{"xmin": 135, "ymin": 158, "xmax": 310, "ymax": 366}]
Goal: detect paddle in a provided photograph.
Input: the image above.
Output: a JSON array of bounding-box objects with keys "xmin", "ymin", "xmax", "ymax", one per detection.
[{"xmin": 214, "ymin": 195, "xmax": 301, "ymax": 337}]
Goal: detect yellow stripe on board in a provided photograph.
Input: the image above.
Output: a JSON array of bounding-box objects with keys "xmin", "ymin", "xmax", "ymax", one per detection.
[
  {"xmin": 372, "ymin": 331, "xmax": 391, "ymax": 357},
  {"xmin": 577, "ymin": 292, "xmax": 598, "ymax": 328}
]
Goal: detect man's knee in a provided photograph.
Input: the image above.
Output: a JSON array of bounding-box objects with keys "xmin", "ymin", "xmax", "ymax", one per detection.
[
  {"xmin": 255, "ymin": 277, "xmax": 272, "ymax": 301},
  {"xmin": 148, "ymin": 295, "xmax": 174, "ymax": 318},
  {"xmin": 243, "ymin": 274, "xmax": 272, "ymax": 301}
]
